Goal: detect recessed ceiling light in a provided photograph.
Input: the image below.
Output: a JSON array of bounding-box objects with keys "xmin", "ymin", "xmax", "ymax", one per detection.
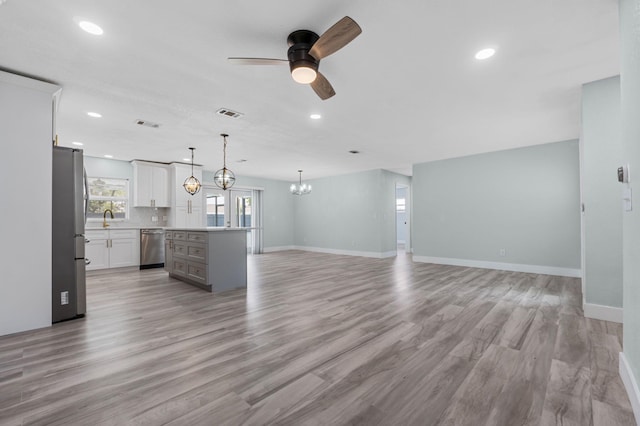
[
  {"xmin": 182, "ymin": 158, "xmax": 191, "ymax": 162},
  {"xmin": 104, "ymin": 154, "xmax": 113, "ymax": 158},
  {"xmin": 310, "ymin": 114, "xmax": 322, "ymax": 120},
  {"xmin": 87, "ymin": 112, "xmax": 102, "ymax": 118},
  {"xmin": 78, "ymin": 21, "xmax": 103, "ymax": 35},
  {"xmin": 475, "ymin": 48, "xmax": 496, "ymax": 60},
  {"xmin": 72, "ymin": 141, "xmax": 84, "ymax": 146}
]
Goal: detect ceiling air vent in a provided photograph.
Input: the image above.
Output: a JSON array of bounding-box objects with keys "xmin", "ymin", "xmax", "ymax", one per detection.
[
  {"xmin": 216, "ymin": 108, "xmax": 244, "ymax": 119},
  {"xmin": 135, "ymin": 119, "xmax": 161, "ymax": 128}
]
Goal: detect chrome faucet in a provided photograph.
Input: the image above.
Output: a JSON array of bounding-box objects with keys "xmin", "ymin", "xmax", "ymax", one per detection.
[{"xmin": 103, "ymin": 209, "xmax": 114, "ymax": 228}]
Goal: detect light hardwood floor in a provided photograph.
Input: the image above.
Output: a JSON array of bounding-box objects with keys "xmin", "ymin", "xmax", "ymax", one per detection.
[{"xmin": 0, "ymin": 250, "xmax": 635, "ymax": 425}]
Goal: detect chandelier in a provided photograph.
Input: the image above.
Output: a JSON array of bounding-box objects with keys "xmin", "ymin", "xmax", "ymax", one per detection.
[
  {"xmin": 183, "ymin": 147, "xmax": 201, "ymax": 195},
  {"xmin": 214, "ymin": 133, "xmax": 236, "ymax": 191},
  {"xmin": 290, "ymin": 170, "xmax": 312, "ymax": 195}
]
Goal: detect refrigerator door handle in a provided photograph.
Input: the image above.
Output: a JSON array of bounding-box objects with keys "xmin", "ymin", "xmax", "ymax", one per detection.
[{"xmin": 84, "ymin": 168, "xmax": 89, "ymax": 225}]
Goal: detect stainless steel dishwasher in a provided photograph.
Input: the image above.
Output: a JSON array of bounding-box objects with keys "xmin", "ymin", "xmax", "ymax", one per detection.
[{"xmin": 140, "ymin": 229, "xmax": 165, "ymax": 269}]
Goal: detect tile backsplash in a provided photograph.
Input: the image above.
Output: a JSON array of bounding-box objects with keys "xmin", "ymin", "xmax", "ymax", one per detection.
[{"xmin": 86, "ymin": 207, "xmax": 169, "ymax": 229}]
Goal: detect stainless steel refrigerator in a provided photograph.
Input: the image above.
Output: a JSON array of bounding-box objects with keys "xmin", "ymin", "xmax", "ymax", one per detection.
[{"xmin": 52, "ymin": 146, "xmax": 87, "ymax": 323}]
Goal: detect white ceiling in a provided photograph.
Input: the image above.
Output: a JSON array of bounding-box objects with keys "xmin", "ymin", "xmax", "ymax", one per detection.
[{"xmin": 0, "ymin": 0, "xmax": 619, "ymax": 180}]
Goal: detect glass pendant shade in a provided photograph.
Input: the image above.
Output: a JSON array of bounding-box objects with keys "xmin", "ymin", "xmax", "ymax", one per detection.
[
  {"xmin": 183, "ymin": 147, "xmax": 201, "ymax": 195},
  {"xmin": 290, "ymin": 170, "xmax": 312, "ymax": 195},
  {"xmin": 214, "ymin": 167, "xmax": 236, "ymax": 190},
  {"xmin": 214, "ymin": 133, "xmax": 235, "ymax": 191}
]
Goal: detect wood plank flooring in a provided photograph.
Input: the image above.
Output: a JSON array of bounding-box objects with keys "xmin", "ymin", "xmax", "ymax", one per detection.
[{"xmin": 0, "ymin": 250, "xmax": 635, "ymax": 425}]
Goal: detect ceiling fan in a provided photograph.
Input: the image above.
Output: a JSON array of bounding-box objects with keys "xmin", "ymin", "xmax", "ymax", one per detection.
[{"xmin": 228, "ymin": 16, "xmax": 362, "ymax": 100}]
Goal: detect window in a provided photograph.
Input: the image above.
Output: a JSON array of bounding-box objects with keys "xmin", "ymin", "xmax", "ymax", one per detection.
[
  {"xmin": 87, "ymin": 177, "xmax": 129, "ymax": 220},
  {"xmin": 236, "ymin": 196, "xmax": 252, "ymax": 228},
  {"xmin": 207, "ymin": 195, "xmax": 225, "ymax": 226}
]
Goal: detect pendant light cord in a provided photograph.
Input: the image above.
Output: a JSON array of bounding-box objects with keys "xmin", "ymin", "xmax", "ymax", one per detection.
[
  {"xmin": 223, "ymin": 136, "xmax": 227, "ymax": 169},
  {"xmin": 221, "ymin": 133, "xmax": 229, "ymax": 170}
]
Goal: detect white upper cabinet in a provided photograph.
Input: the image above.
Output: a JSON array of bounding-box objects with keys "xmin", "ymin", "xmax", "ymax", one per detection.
[
  {"xmin": 132, "ymin": 161, "xmax": 169, "ymax": 207},
  {"xmin": 170, "ymin": 163, "xmax": 204, "ymax": 227},
  {"xmin": 172, "ymin": 163, "xmax": 203, "ymax": 208}
]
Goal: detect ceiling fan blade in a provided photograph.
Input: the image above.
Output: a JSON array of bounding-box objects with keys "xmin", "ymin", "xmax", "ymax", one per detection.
[
  {"xmin": 310, "ymin": 72, "xmax": 336, "ymax": 100},
  {"xmin": 227, "ymin": 57, "xmax": 288, "ymax": 65},
  {"xmin": 309, "ymin": 16, "xmax": 362, "ymax": 60}
]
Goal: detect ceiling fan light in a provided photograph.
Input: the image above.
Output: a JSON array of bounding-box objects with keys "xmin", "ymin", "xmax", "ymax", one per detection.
[{"xmin": 291, "ymin": 66, "xmax": 317, "ymax": 84}]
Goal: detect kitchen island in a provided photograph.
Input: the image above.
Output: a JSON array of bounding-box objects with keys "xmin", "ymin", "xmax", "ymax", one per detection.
[{"xmin": 164, "ymin": 228, "xmax": 247, "ymax": 292}]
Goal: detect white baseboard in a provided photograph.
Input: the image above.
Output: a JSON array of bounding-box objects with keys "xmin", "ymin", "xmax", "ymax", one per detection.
[
  {"xmin": 263, "ymin": 246, "xmax": 296, "ymax": 253},
  {"xmin": 412, "ymin": 256, "xmax": 581, "ymax": 278},
  {"xmin": 294, "ymin": 246, "xmax": 397, "ymax": 259},
  {"xmin": 620, "ymin": 352, "xmax": 640, "ymax": 424},
  {"xmin": 584, "ymin": 303, "xmax": 623, "ymax": 323}
]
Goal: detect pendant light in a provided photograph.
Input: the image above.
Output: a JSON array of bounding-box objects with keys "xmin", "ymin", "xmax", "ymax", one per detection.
[
  {"xmin": 214, "ymin": 133, "xmax": 236, "ymax": 190},
  {"xmin": 290, "ymin": 170, "xmax": 312, "ymax": 195},
  {"xmin": 183, "ymin": 147, "xmax": 201, "ymax": 195}
]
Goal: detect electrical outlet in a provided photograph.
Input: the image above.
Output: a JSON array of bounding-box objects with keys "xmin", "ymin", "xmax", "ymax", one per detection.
[
  {"xmin": 151, "ymin": 215, "xmax": 158, "ymax": 222},
  {"xmin": 61, "ymin": 291, "xmax": 69, "ymax": 305},
  {"xmin": 499, "ymin": 248, "xmax": 506, "ymax": 257}
]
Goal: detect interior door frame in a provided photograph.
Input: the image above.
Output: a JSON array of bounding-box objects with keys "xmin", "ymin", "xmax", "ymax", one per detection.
[
  {"xmin": 395, "ymin": 183, "xmax": 411, "ymax": 254},
  {"xmin": 202, "ymin": 184, "xmax": 264, "ymax": 254}
]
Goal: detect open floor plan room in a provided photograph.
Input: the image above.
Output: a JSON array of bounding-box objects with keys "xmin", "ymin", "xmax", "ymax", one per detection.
[{"xmin": 0, "ymin": 251, "xmax": 634, "ymax": 425}]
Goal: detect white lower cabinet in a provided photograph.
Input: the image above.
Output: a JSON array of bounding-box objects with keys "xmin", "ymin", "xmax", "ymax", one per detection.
[
  {"xmin": 85, "ymin": 229, "xmax": 139, "ymax": 270},
  {"xmin": 85, "ymin": 235, "xmax": 109, "ymax": 270}
]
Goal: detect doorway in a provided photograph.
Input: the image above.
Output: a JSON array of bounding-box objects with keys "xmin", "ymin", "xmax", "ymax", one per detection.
[
  {"xmin": 395, "ymin": 184, "xmax": 410, "ymax": 254},
  {"xmin": 204, "ymin": 185, "xmax": 262, "ymax": 254}
]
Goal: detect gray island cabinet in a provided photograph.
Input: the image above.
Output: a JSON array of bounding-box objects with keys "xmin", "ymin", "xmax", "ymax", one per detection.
[{"xmin": 164, "ymin": 228, "xmax": 247, "ymax": 292}]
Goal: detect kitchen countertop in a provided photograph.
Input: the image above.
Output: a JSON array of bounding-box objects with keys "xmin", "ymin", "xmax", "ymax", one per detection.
[
  {"xmin": 85, "ymin": 226, "xmax": 164, "ymax": 231},
  {"xmin": 165, "ymin": 227, "xmax": 249, "ymax": 232}
]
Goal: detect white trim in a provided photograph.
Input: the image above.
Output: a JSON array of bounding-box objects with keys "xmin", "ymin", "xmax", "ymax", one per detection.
[
  {"xmin": 620, "ymin": 352, "xmax": 640, "ymax": 424},
  {"xmin": 583, "ymin": 303, "xmax": 623, "ymax": 323},
  {"xmin": 412, "ymin": 256, "xmax": 581, "ymax": 278},
  {"xmin": 0, "ymin": 70, "xmax": 61, "ymax": 94},
  {"xmin": 294, "ymin": 246, "xmax": 397, "ymax": 259},
  {"xmin": 263, "ymin": 246, "xmax": 296, "ymax": 253}
]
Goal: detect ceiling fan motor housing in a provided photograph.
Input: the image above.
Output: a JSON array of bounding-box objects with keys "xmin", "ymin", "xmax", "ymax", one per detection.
[{"xmin": 287, "ymin": 30, "xmax": 320, "ymax": 74}]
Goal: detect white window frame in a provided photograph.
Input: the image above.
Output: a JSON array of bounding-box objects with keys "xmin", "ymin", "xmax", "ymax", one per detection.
[{"xmin": 86, "ymin": 177, "xmax": 130, "ymax": 222}]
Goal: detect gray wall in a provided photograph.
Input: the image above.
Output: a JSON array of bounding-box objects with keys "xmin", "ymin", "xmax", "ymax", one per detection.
[
  {"xmin": 293, "ymin": 169, "xmax": 411, "ymax": 255},
  {"xmin": 202, "ymin": 172, "xmax": 295, "ymax": 249},
  {"xmin": 412, "ymin": 140, "xmax": 581, "ymax": 270},
  {"xmin": 621, "ymin": 0, "xmax": 640, "ymax": 394},
  {"xmin": 581, "ymin": 76, "xmax": 623, "ymax": 308}
]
